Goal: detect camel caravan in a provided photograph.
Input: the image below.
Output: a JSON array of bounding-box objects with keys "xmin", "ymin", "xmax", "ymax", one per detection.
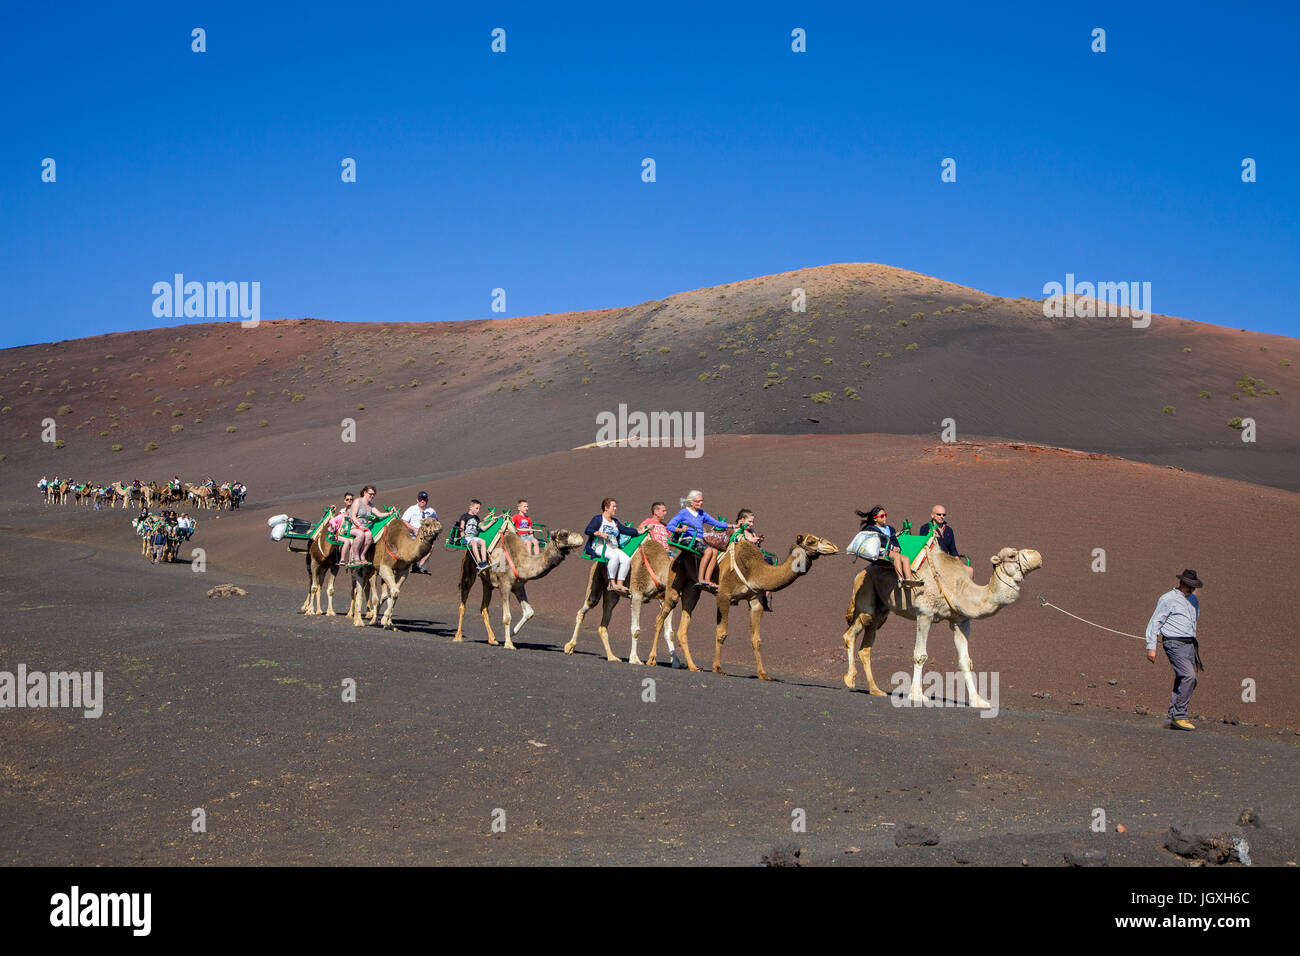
[
  {"xmin": 37, "ymin": 475, "xmax": 247, "ymax": 511},
  {"xmin": 271, "ymin": 488, "xmax": 1042, "ymax": 709}
]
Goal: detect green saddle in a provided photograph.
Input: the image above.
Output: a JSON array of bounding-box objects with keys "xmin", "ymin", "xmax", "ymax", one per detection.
[
  {"xmin": 583, "ymin": 530, "xmax": 650, "ymax": 563},
  {"xmin": 445, "ymin": 513, "xmax": 508, "ymax": 551},
  {"xmin": 896, "ymin": 533, "xmax": 931, "ymax": 565}
]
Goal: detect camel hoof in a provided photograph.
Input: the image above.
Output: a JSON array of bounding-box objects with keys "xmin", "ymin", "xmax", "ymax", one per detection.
[
  {"xmin": 970, "ymin": 697, "xmax": 992, "ymax": 709},
  {"xmin": 758, "ymin": 672, "xmax": 770, "ymax": 681},
  {"xmin": 687, "ymin": 665, "xmax": 700, "ymax": 673},
  {"xmin": 712, "ymin": 666, "xmax": 724, "ymax": 675},
  {"xmin": 563, "ymin": 642, "xmax": 576, "ymax": 655},
  {"xmin": 869, "ymin": 688, "xmax": 886, "ymax": 697},
  {"xmin": 606, "ymin": 655, "xmax": 619, "ymax": 662},
  {"xmin": 645, "ymin": 657, "xmax": 657, "ymax": 667},
  {"xmin": 452, "ymin": 636, "xmax": 464, "ymax": 643},
  {"xmin": 628, "ymin": 655, "xmax": 642, "ymax": 666},
  {"xmin": 325, "ymin": 610, "xmax": 336, "ymax": 617},
  {"xmin": 843, "ymin": 674, "xmax": 856, "ymax": 689},
  {"xmin": 504, "ymin": 642, "xmax": 517, "ymax": 651},
  {"xmin": 487, "ymin": 638, "xmax": 499, "ymax": 646}
]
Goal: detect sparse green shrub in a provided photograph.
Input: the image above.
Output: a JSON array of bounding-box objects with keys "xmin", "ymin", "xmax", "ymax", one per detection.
[
  {"xmin": 291, "ymin": 394, "xmax": 305, "ymax": 402},
  {"xmin": 171, "ymin": 424, "xmax": 183, "ymax": 433},
  {"xmin": 809, "ymin": 392, "xmax": 832, "ymax": 403},
  {"xmin": 1228, "ymin": 417, "xmax": 1244, "ymax": 429},
  {"xmin": 1162, "ymin": 406, "xmax": 1175, "ymax": 414},
  {"xmin": 57, "ymin": 404, "xmax": 73, "ymax": 415},
  {"xmin": 145, "ymin": 442, "xmax": 158, "ymax": 450},
  {"xmin": 112, "ymin": 444, "xmax": 122, "ymax": 452},
  {"xmin": 52, "ymin": 439, "xmax": 65, "ymax": 449},
  {"xmin": 226, "ymin": 426, "xmax": 236, "ymax": 433},
  {"xmin": 1197, "ymin": 391, "xmax": 1211, "ymax": 399},
  {"xmin": 259, "ymin": 419, "xmax": 269, "ymax": 427},
  {"xmin": 235, "ymin": 401, "xmax": 252, "ymax": 412}
]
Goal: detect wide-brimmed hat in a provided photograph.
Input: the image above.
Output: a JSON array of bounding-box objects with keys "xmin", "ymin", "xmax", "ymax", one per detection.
[{"xmin": 1178, "ymin": 569, "xmax": 1203, "ymax": 589}]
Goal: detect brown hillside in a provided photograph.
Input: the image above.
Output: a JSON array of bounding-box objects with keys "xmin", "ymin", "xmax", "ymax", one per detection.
[{"xmin": 0, "ymin": 263, "xmax": 1294, "ymax": 495}]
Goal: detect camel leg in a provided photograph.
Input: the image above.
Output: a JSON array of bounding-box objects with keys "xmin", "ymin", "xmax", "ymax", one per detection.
[
  {"xmin": 324, "ymin": 566, "xmax": 338, "ymax": 616},
  {"xmin": 302, "ymin": 559, "xmax": 318, "ymax": 615},
  {"xmin": 675, "ymin": 608, "xmax": 700, "ymax": 672},
  {"xmin": 501, "ymin": 585, "xmax": 519, "ymax": 650},
  {"xmin": 644, "ymin": 589, "xmax": 676, "ymax": 667},
  {"xmin": 454, "ymin": 598, "xmax": 468, "ymax": 642},
  {"xmin": 663, "ymin": 610, "xmax": 681, "ymax": 667},
  {"xmin": 481, "ymin": 582, "xmax": 499, "ymax": 645},
  {"xmin": 565, "ymin": 585, "xmax": 600, "ymax": 655},
  {"xmin": 627, "ymin": 593, "xmax": 644, "ymax": 665},
  {"xmin": 909, "ymin": 615, "xmax": 933, "ymax": 702},
  {"xmin": 508, "ymin": 584, "xmax": 533, "ymax": 639},
  {"xmin": 352, "ymin": 575, "xmax": 370, "ymax": 627},
  {"xmin": 365, "ymin": 573, "xmax": 380, "ymax": 625},
  {"xmin": 952, "ymin": 619, "xmax": 989, "ymax": 708},
  {"xmin": 713, "ymin": 600, "xmax": 729, "ymax": 675},
  {"xmin": 379, "ymin": 567, "xmax": 400, "ymax": 628},
  {"xmin": 595, "ymin": 590, "xmax": 618, "ymax": 662},
  {"xmin": 748, "ymin": 597, "xmax": 770, "ymax": 681},
  {"xmin": 860, "ymin": 618, "xmax": 885, "ymax": 695},
  {"xmin": 843, "ymin": 612, "xmax": 864, "ymax": 688}
]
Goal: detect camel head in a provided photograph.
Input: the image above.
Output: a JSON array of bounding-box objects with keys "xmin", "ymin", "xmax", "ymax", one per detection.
[
  {"xmin": 418, "ymin": 516, "xmax": 443, "ymax": 542},
  {"xmin": 989, "ymin": 547, "xmax": 1043, "ymax": 589},
  {"xmin": 549, "ymin": 530, "xmax": 585, "ymax": 553},
  {"xmin": 790, "ymin": 533, "xmax": 839, "ymax": 572}
]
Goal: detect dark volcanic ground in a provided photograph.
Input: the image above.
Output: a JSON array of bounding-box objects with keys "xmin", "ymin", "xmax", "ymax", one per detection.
[{"xmin": 1, "ymin": 532, "xmax": 1297, "ymax": 866}]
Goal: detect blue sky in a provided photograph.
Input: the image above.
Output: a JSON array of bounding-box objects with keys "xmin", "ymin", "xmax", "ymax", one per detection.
[{"xmin": 2, "ymin": 1, "xmax": 1296, "ymax": 348}]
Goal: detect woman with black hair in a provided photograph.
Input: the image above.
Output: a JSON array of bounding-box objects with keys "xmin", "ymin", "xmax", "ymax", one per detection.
[{"xmin": 856, "ymin": 506, "xmax": 923, "ymax": 586}]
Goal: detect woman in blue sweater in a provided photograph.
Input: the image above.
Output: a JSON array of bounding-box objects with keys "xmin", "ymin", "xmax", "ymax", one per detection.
[{"xmin": 666, "ymin": 489, "xmax": 731, "ymax": 591}]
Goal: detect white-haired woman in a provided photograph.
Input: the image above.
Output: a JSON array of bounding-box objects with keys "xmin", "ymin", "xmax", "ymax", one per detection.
[{"xmin": 665, "ymin": 490, "xmax": 730, "ymax": 591}]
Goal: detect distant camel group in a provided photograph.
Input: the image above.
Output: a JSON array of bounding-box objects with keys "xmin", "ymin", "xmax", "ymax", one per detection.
[
  {"xmin": 286, "ymin": 502, "xmax": 1042, "ymax": 707},
  {"xmin": 37, "ymin": 476, "xmax": 246, "ymax": 511}
]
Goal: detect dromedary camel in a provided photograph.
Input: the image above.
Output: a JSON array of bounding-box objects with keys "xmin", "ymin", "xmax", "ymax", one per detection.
[
  {"xmin": 186, "ymin": 483, "xmax": 213, "ymax": 510},
  {"xmin": 348, "ymin": 515, "xmax": 443, "ymax": 628},
  {"xmin": 455, "ymin": 525, "xmax": 585, "ymax": 649},
  {"xmin": 643, "ymin": 533, "xmax": 839, "ymax": 677},
  {"xmin": 710, "ymin": 534, "xmax": 839, "ymax": 678},
  {"xmin": 842, "ymin": 544, "xmax": 1043, "ymax": 708},
  {"xmin": 299, "ymin": 509, "xmax": 342, "ymax": 617},
  {"xmin": 564, "ymin": 536, "xmax": 678, "ymax": 665}
]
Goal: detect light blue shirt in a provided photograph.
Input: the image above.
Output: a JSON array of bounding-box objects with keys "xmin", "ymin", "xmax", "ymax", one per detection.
[{"xmin": 1145, "ymin": 589, "xmax": 1199, "ymax": 650}]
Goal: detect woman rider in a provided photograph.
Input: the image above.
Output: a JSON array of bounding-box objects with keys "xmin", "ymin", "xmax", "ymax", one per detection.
[
  {"xmin": 666, "ymin": 490, "xmax": 731, "ymax": 592},
  {"xmin": 583, "ymin": 497, "xmax": 640, "ymax": 594},
  {"xmin": 855, "ymin": 506, "xmax": 923, "ymax": 586}
]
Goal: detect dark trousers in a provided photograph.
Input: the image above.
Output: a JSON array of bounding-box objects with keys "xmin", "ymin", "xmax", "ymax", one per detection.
[{"xmin": 1162, "ymin": 637, "xmax": 1198, "ymax": 721}]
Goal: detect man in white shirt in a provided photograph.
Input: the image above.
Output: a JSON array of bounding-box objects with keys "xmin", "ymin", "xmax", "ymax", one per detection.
[
  {"xmin": 1145, "ymin": 569, "xmax": 1203, "ymax": 731},
  {"xmin": 402, "ymin": 492, "xmax": 438, "ymax": 574}
]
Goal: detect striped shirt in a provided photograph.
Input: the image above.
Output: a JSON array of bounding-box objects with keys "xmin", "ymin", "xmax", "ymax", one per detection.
[{"xmin": 1145, "ymin": 589, "xmax": 1199, "ymax": 650}]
